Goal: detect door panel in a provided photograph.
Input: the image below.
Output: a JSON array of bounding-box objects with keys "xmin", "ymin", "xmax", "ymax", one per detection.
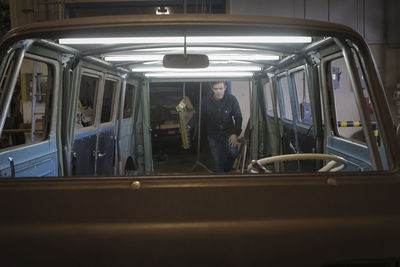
[
  {"xmin": 0, "ymin": 55, "xmax": 58, "ymax": 177},
  {"xmin": 275, "ymin": 66, "xmax": 322, "ymax": 172},
  {"xmin": 119, "ymin": 82, "xmax": 138, "ymax": 173},
  {"xmin": 0, "ymin": 137, "xmax": 58, "ymax": 177},
  {"xmin": 97, "ymin": 126, "xmax": 115, "ymax": 175},
  {"xmin": 321, "ymin": 53, "xmax": 378, "ymax": 171},
  {"xmin": 96, "ymin": 78, "xmax": 118, "ymax": 175},
  {"xmin": 72, "ymin": 130, "xmax": 96, "ymax": 175},
  {"xmin": 72, "ymin": 72, "xmax": 100, "ymax": 176},
  {"xmin": 326, "ymin": 136, "xmax": 371, "ymax": 171}
]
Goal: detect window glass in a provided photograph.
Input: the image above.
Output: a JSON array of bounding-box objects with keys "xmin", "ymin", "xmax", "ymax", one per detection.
[
  {"xmin": 320, "ymin": 89, "xmax": 325, "ymax": 125},
  {"xmin": 292, "ymin": 70, "xmax": 312, "ymax": 125},
  {"xmin": 352, "ymin": 50, "xmax": 380, "ymax": 145},
  {"xmin": 0, "ymin": 59, "xmax": 13, "ymax": 102},
  {"xmin": 76, "ymin": 74, "xmax": 98, "ymax": 128},
  {"xmin": 330, "ymin": 57, "xmax": 365, "ymax": 142},
  {"xmin": 0, "ymin": 58, "xmax": 52, "ymax": 149},
  {"xmin": 101, "ymin": 79, "xmax": 116, "ymax": 123},
  {"xmin": 264, "ymin": 82, "xmax": 274, "ymax": 117},
  {"xmin": 123, "ymin": 83, "xmax": 135, "ymax": 119},
  {"xmin": 278, "ymin": 76, "xmax": 292, "ymax": 120}
]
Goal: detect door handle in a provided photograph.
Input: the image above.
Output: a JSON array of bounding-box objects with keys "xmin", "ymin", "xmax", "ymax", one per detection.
[
  {"xmin": 92, "ymin": 151, "xmax": 106, "ymax": 158},
  {"xmin": 8, "ymin": 157, "xmax": 15, "ymax": 178}
]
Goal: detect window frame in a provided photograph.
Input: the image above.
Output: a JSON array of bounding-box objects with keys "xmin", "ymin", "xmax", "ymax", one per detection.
[
  {"xmin": 123, "ymin": 82, "xmax": 136, "ymax": 120},
  {"xmin": 100, "ymin": 75, "xmax": 119, "ymax": 126},
  {"xmin": 74, "ymin": 69, "xmax": 102, "ymax": 133},
  {"xmin": 320, "ymin": 47, "xmax": 384, "ymax": 171},
  {"xmin": 276, "ymin": 72, "xmax": 294, "ymax": 122},
  {"xmin": 288, "ymin": 65, "xmax": 313, "ymax": 126},
  {"xmin": 0, "ymin": 53, "xmax": 58, "ymax": 150}
]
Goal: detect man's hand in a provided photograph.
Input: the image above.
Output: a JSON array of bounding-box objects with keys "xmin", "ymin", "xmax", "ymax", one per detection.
[{"xmin": 228, "ymin": 134, "xmax": 238, "ymax": 147}]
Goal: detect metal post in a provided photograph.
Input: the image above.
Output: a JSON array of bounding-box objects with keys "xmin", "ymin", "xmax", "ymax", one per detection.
[
  {"xmin": 183, "ymin": 82, "xmax": 186, "ymax": 100},
  {"xmin": 0, "ymin": 47, "xmax": 25, "ymax": 136},
  {"xmin": 196, "ymin": 82, "xmax": 202, "ymax": 160},
  {"xmin": 192, "ymin": 82, "xmax": 212, "ymax": 173},
  {"xmin": 31, "ymin": 61, "xmax": 38, "ymax": 143},
  {"xmin": 116, "ymin": 78, "xmax": 127, "ymax": 175}
]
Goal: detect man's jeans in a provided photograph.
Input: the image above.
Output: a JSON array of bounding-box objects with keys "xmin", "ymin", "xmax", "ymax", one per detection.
[{"xmin": 207, "ymin": 136, "xmax": 238, "ymax": 173}]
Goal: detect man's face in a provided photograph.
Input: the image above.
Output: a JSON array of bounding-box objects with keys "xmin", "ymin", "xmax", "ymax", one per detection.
[{"xmin": 212, "ymin": 82, "xmax": 226, "ymax": 100}]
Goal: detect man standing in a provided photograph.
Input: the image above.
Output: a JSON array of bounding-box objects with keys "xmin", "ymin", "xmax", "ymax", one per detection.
[{"xmin": 188, "ymin": 81, "xmax": 242, "ymax": 173}]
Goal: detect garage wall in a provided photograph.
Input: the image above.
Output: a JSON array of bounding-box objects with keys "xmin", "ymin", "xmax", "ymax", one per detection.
[
  {"xmin": 231, "ymin": 0, "xmax": 400, "ymax": 124},
  {"xmin": 230, "ymin": 0, "xmax": 388, "ymax": 44}
]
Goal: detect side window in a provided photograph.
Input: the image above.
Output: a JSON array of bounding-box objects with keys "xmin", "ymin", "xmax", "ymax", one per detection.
[
  {"xmin": 292, "ymin": 70, "xmax": 313, "ymax": 125},
  {"xmin": 123, "ymin": 83, "xmax": 135, "ymax": 119},
  {"xmin": 278, "ymin": 75, "xmax": 292, "ymax": 120},
  {"xmin": 264, "ymin": 82, "xmax": 274, "ymax": 117},
  {"xmin": 352, "ymin": 51, "xmax": 380, "ymax": 145},
  {"xmin": 330, "ymin": 57, "xmax": 365, "ymax": 142},
  {"xmin": 76, "ymin": 74, "xmax": 98, "ymax": 129},
  {"xmin": 100, "ymin": 79, "xmax": 117, "ymax": 124},
  {"xmin": 0, "ymin": 58, "xmax": 53, "ymax": 149}
]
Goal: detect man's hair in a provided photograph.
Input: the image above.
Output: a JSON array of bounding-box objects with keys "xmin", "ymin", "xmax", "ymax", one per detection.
[{"xmin": 211, "ymin": 81, "xmax": 227, "ymax": 87}]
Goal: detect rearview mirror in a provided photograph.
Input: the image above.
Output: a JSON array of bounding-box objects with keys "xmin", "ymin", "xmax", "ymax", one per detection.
[{"xmin": 163, "ymin": 54, "xmax": 209, "ymax": 68}]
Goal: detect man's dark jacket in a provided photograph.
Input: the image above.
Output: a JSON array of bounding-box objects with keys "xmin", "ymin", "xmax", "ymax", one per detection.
[{"xmin": 189, "ymin": 92, "xmax": 242, "ymax": 138}]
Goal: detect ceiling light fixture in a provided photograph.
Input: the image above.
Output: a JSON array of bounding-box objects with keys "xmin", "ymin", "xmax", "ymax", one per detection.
[
  {"xmin": 145, "ymin": 72, "xmax": 254, "ymax": 78},
  {"xmin": 133, "ymin": 47, "xmax": 255, "ymax": 52},
  {"xmin": 208, "ymin": 54, "xmax": 279, "ymax": 60},
  {"xmin": 59, "ymin": 36, "xmax": 311, "ymax": 45},
  {"xmin": 105, "ymin": 54, "xmax": 278, "ymax": 62},
  {"xmin": 59, "ymin": 37, "xmax": 183, "ymax": 45},
  {"xmin": 187, "ymin": 36, "xmax": 312, "ymax": 43},
  {"xmin": 105, "ymin": 55, "xmax": 164, "ymax": 61},
  {"xmin": 139, "ymin": 60, "xmax": 255, "ymax": 66},
  {"xmin": 132, "ymin": 66, "xmax": 262, "ymax": 72}
]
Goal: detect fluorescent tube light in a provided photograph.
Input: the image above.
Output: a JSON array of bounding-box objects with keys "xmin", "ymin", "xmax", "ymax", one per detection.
[
  {"xmin": 208, "ymin": 55, "xmax": 279, "ymax": 60},
  {"xmin": 187, "ymin": 36, "xmax": 312, "ymax": 43},
  {"xmin": 145, "ymin": 72, "xmax": 254, "ymax": 78},
  {"xmin": 210, "ymin": 60, "xmax": 254, "ymax": 64},
  {"xmin": 132, "ymin": 66, "xmax": 262, "ymax": 72},
  {"xmin": 59, "ymin": 36, "xmax": 311, "ymax": 45},
  {"xmin": 133, "ymin": 47, "xmax": 254, "ymax": 52},
  {"xmin": 143, "ymin": 61, "xmax": 163, "ymax": 65},
  {"xmin": 59, "ymin": 37, "xmax": 183, "ymax": 45},
  {"xmin": 105, "ymin": 55, "xmax": 164, "ymax": 61},
  {"xmin": 139, "ymin": 60, "xmax": 253, "ymax": 66},
  {"xmin": 105, "ymin": 54, "xmax": 278, "ymax": 62}
]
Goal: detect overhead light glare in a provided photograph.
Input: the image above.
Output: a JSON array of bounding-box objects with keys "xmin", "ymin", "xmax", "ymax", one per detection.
[
  {"xmin": 133, "ymin": 47, "xmax": 255, "ymax": 52},
  {"xmin": 132, "ymin": 66, "xmax": 261, "ymax": 72},
  {"xmin": 105, "ymin": 54, "xmax": 278, "ymax": 62},
  {"xmin": 145, "ymin": 72, "xmax": 254, "ymax": 78},
  {"xmin": 208, "ymin": 54, "xmax": 279, "ymax": 60},
  {"xmin": 134, "ymin": 60, "xmax": 255, "ymax": 68},
  {"xmin": 143, "ymin": 60, "xmax": 163, "ymax": 65},
  {"xmin": 59, "ymin": 37, "xmax": 183, "ymax": 45},
  {"xmin": 59, "ymin": 36, "xmax": 311, "ymax": 45},
  {"xmin": 105, "ymin": 55, "xmax": 163, "ymax": 61},
  {"xmin": 187, "ymin": 36, "xmax": 312, "ymax": 43},
  {"xmin": 210, "ymin": 60, "xmax": 254, "ymax": 64}
]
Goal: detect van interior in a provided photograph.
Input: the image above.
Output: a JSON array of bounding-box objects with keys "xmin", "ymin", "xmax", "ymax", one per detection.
[{"xmin": 0, "ymin": 19, "xmax": 392, "ymax": 177}]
